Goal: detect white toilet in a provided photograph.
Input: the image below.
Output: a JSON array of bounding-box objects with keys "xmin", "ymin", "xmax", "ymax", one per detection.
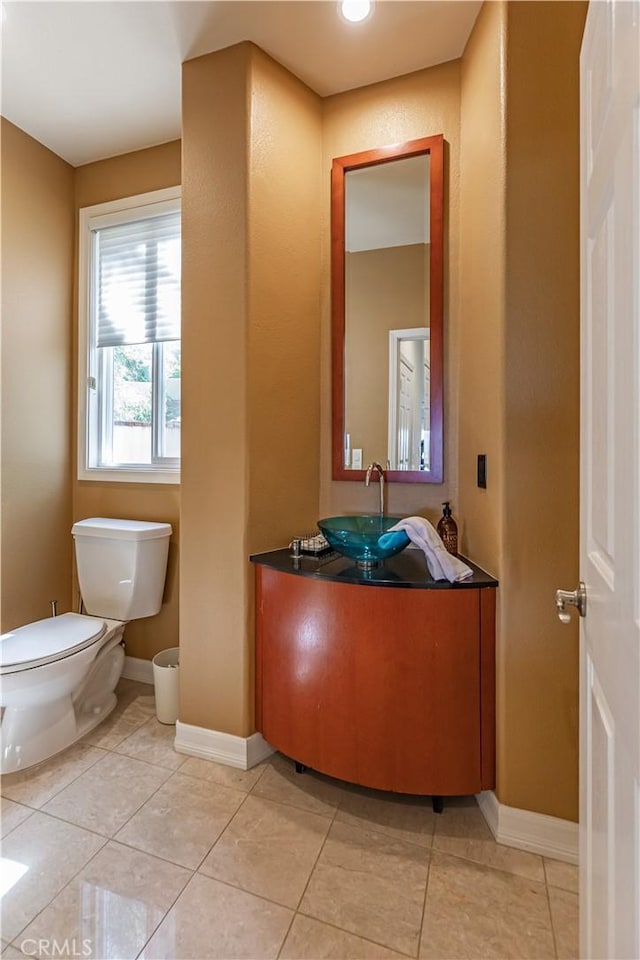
[{"xmin": 0, "ymin": 518, "xmax": 172, "ymax": 774}]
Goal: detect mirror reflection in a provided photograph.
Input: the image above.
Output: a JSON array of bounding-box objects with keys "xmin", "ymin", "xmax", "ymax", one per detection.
[{"xmin": 343, "ymin": 155, "xmax": 431, "ymax": 472}]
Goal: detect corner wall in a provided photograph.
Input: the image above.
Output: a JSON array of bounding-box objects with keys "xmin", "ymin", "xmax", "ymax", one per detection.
[
  {"xmin": 459, "ymin": 0, "xmax": 586, "ymax": 822},
  {"xmin": 459, "ymin": 0, "xmax": 507, "ymax": 808},
  {"xmin": 1, "ymin": 120, "xmax": 75, "ymax": 630},
  {"xmin": 501, "ymin": 0, "xmax": 586, "ymax": 821},
  {"xmin": 459, "ymin": 0, "xmax": 506, "ymax": 581},
  {"xmin": 180, "ymin": 43, "xmax": 322, "ymax": 737}
]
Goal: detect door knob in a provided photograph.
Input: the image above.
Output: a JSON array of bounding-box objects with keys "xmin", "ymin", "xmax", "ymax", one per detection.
[{"xmin": 556, "ymin": 581, "xmax": 587, "ymax": 623}]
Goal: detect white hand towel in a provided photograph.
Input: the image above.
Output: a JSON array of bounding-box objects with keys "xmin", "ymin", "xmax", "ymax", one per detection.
[{"xmin": 387, "ymin": 516, "xmax": 473, "ymax": 583}]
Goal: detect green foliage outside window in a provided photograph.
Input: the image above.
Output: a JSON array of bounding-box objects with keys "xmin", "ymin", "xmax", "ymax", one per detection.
[{"xmin": 113, "ymin": 344, "xmax": 181, "ymax": 425}]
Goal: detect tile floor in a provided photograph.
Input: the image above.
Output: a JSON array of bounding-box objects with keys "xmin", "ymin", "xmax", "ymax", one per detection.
[{"xmin": 0, "ymin": 679, "xmax": 579, "ymax": 960}]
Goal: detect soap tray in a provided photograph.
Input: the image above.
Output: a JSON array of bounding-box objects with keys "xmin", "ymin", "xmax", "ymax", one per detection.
[{"xmin": 290, "ymin": 533, "xmax": 332, "ymax": 556}]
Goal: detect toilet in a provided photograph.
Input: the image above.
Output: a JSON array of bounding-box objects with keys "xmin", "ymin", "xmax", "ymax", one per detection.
[{"xmin": 0, "ymin": 518, "xmax": 172, "ymax": 774}]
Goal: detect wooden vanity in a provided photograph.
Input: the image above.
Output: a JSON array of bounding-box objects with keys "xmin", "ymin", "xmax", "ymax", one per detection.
[{"xmin": 252, "ymin": 548, "xmax": 497, "ymax": 799}]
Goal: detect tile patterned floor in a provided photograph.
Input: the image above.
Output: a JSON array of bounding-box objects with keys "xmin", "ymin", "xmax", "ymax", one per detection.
[{"xmin": 0, "ymin": 679, "xmax": 579, "ymax": 960}]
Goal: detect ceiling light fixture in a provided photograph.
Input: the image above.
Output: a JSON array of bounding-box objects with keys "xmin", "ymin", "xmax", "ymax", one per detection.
[{"xmin": 340, "ymin": 0, "xmax": 373, "ymax": 24}]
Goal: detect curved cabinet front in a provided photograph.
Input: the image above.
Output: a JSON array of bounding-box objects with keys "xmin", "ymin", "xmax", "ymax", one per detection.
[{"xmin": 255, "ymin": 564, "xmax": 496, "ymax": 796}]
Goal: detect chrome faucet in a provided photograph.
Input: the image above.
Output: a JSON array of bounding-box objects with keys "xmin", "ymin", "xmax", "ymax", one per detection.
[{"xmin": 365, "ymin": 462, "xmax": 385, "ymax": 518}]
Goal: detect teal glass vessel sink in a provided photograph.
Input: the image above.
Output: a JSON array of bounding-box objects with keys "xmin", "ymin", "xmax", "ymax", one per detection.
[{"xmin": 317, "ymin": 516, "xmax": 410, "ymax": 567}]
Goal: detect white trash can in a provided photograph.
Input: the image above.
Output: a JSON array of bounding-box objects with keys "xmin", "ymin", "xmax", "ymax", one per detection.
[{"xmin": 152, "ymin": 647, "xmax": 180, "ymax": 724}]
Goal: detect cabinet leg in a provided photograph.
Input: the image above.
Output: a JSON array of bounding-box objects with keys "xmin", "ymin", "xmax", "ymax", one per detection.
[
  {"xmin": 294, "ymin": 761, "xmax": 307, "ymax": 774},
  {"xmin": 432, "ymin": 795, "xmax": 444, "ymax": 814}
]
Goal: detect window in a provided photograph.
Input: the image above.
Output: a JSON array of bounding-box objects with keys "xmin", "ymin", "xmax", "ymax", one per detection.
[{"xmin": 78, "ymin": 188, "xmax": 181, "ymax": 482}]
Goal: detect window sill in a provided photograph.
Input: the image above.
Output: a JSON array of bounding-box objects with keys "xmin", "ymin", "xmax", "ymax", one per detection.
[{"xmin": 78, "ymin": 466, "xmax": 180, "ymax": 485}]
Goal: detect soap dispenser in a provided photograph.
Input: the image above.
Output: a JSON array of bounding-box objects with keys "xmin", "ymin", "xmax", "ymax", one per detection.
[{"xmin": 437, "ymin": 502, "xmax": 458, "ymax": 555}]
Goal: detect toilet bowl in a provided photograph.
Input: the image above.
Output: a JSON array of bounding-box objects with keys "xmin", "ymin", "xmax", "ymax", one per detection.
[
  {"xmin": 0, "ymin": 614, "xmax": 125, "ymax": 773},
  {"xmin": 0, "ymin": 517, "xmax": 172, "ymax": 774}
]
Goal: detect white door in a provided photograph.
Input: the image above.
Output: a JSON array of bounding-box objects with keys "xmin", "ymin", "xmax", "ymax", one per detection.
[
  {"xmin": 578, "ymin": 2, "xmax": 640, "ymax": 957},
  {"xmin": 388, "ymin": 328, "xmax": 428, "ymax": 470},
  {"xmin": 397, "ymin": 355, "xmax": 414, "ymax": 469}
]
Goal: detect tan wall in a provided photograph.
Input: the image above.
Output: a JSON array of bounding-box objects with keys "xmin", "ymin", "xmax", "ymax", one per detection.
[
  {"xmin": 180, "ymin": 43, "xmax": 321, "ymax": 736},
  {"xmin": 320, "ymin": 61, "xmax": 460, "ymax": 523},
  {"xmin": 459, "ymin": 0, "xmax": 507, "ymax": 804},
  {"xmin": 1, "ymin": 120, "xmax": 75, "ymax": 630},
  {"xmin": 500, "ymin": 0, "xmax": 586, "ymax": 821},
  {"xmin": 459, "ymin": 0, "xmax": 585, "ymax": 822},
  {"xmin": 247, "ymin": 47, "xmax": 323, "ymax": 555},
  {"xmin": 345, "ymin": 244, "xmax": 428, "ymax": 467},
  {"xmin": 73, "ymin": 141, "xmax": 181, "ymax": 208},
  {"xmin": 73, "ymin": 141, "xmax": 181, "ymax": 660},
  {"xmin": 459, "ymin": 1, "xmax": 506, "ymax": 579}
]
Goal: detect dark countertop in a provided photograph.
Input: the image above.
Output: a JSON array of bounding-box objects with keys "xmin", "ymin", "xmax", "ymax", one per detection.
[{"xmin": 250, "ymin": 547, "xmax": 498, "ymax": 590}]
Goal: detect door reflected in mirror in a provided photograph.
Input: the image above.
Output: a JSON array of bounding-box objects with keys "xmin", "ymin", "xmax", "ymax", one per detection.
[
  {"xmin": 387, "ymin": 327, "xmax": 429, "ymax": 470},
  {"xmin": 332, "ymin": 136, "xmax": 443, "ymax": 483}
]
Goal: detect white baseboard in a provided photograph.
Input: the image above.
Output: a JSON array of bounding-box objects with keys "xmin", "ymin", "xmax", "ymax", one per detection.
[
  {"xmin": 121, "ymin": 662, "xmax": 274, "ymax": 770},
  {"xmin": 476, "ymin": 790, "xmax": 579, "ymax": 864},
  {"xmin": 122, "ymin": 656, "xmax": 154, "ymax": 684},
  {"xmin": 174, "ymin": 721, "xmax": 275, "ymax": 770}
]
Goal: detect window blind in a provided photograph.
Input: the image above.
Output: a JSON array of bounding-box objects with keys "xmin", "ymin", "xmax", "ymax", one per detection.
[{"xmin": 95, "ymin": 211, "xmax": 181, "ymax": 348}]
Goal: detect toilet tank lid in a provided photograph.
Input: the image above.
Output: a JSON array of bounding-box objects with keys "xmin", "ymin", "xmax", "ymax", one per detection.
[{"xmin": 72, "ymin": 518, "xmax": 172, "ymax": 541}]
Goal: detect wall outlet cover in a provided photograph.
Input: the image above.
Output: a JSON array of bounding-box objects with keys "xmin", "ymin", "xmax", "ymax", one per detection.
[{"xmin": 477, "ymin": 454, "xmax": 487, "ymax": 488}]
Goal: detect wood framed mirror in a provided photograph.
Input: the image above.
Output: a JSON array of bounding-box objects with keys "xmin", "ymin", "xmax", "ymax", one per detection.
[{"xmin": 331, "ymin": 134, "xmax": 444, "ymax": 483}]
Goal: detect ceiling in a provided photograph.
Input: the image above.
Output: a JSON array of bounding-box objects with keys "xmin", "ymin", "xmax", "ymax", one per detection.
[
  {"xmin": 347, "ymin": 155, "xmax": 429, "ymax": 252},
  {"xmin": 0, "ymin": 0, "xmax": 481, "ymax": 167}
]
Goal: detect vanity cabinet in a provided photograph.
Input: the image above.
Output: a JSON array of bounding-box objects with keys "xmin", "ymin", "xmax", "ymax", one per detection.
[{"xmin": 252, "ymin": 550, "xmax": 497, "ymax": 796}]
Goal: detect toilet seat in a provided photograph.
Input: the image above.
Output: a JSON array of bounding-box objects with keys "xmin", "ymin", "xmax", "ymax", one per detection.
[{"xmin": 0, "ymin": 613, "xmax": 107, "ymax": 675}]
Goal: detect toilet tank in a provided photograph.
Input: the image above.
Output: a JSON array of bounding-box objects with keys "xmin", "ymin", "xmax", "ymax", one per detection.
[{"xmin": 72, "ymin": 518, "xmax": 172, "ymax": 620}]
